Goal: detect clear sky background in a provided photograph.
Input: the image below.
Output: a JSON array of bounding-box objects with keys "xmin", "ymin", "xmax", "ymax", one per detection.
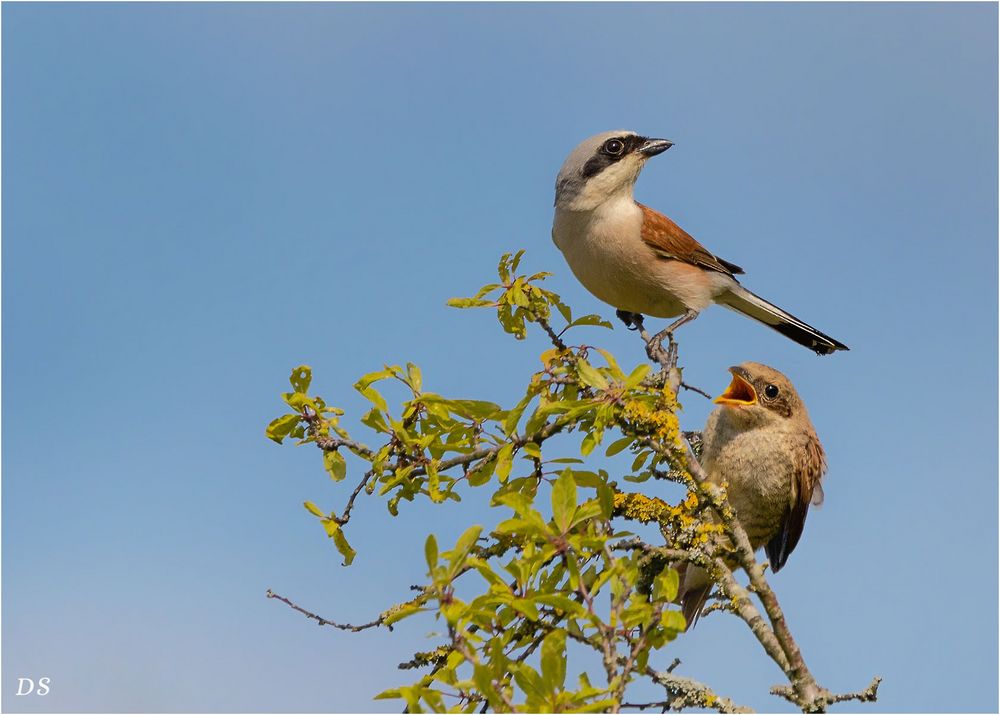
[{"xmin": 3, "ymin": 3, "xmax": 997, "ymax": 712}]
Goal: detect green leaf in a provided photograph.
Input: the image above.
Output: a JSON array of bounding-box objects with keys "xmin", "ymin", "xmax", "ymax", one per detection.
[
  {"xmin": 358, "ymin": 386, "xmax": 388, "ymax": 413},
  {"xmin": 624, "ymin": 472, "xmax": 652, "ymax": 483},
  {"xmin": 510, "ymin": 249, "xmax": 524, "ymax": 274},
  {"xmin": 551, "ymin": 469, "xmax": 577, "ymax": 533},
  {"xmin": 405, "ymin": 362, "xmax": 422, "ymax": 392},
  {"xmin": 426, "ymin": 461, "xmax": 444, "ymax": 503},
  {"xmin": 289, "ymin": 365, "xmax": 312, "ymax": 394},
  {"xmin": 354, "ymin": 367, "xmax": 397, "ymax": 391},
  {"xmin": 510, "ymin": 598, "xmax": 539, "ymax": 621},
  {"xmin": 510, "ymin": 285, "xmax": 531, "ymax": 308},
  {"xmin": 474, "ymin": 283, "xmax": 502, "ymax": 299},
  {"xmin": 449, "ymin": 525, "xmax": 482, "ymax": 574},
  {"xmin": 322, "ymin": 519, "xmax": 357, "ymax": 566},
  {"xmin": 303, "ymin": 501, "xmax": 325, "ymax": 518},
  {"xmin": 472, "ymin": 665, "xmax": 500, "ymax": 708},
  {"xmin": 661, "ymin": 609, "xmax": 686, "ymax": 634},
  {"xmin": 625, "ymin": 363, "xmax": 652, "ymax": 387},
  {"xmin": 540, "ymin": 630, "xmax": 566, "ymax": 691},
  {"xmin": 598, "ymin": 483, "xmax": 614, "ymax": 520},
  {"xmin": 554, "ymin": 299, "xmax": 572, "ymax": 324},
  {"xmin": 447, "ymin": 297, "xmax": 494, "ymax": 309},
  {"xmin": 451, "ymin": 399, "xmax": 502, "ymax": 420},
  {"xmin": 425, "ymin": 534, "xmax": 438, "ymax": 571},
  {"xmin": 422, "ymin": 689, "xmax": 445, "ymax": 712},
  {"xmin": 503, "ymin": 393, "xmax": 533, "ymax": 436},
  {"xmin": 382, "ymin": 603, "xmax": 423, "ymax": 626},
  {"xmin": 594, "ymin": 348, "xmax": 625, "ymax": 380},
  {"xmin": 466, "ymin": 456, "xmax": 497, "ymax": 487},
  {"xmin": 576, "ymin": 360, "xmax": 608, "ymax": 389},
  {"xmin": 580, "ymin": 431, "xmax": 600, "ymax": 457},
  {"xmin": 361, "ymin": 407, "xmax": 389, "ymax": 433},
  {"xmin": 568, "ymin": 314, "xmax": 613, "ymax": 330},
  {"xmin": 565, "ymin": 554, "xmax": 581, "ymax": 590},
  {"xmin": 533, "ymin": 594, "xmax": 584, "ymax": 616},
  {"xmin": 496, "ymin": 492, "xmax": 534, "ymax": 516},
  {"xmin": 468, "ymin": 557, "xmax": 508, "ymax": 589},
  {"xmin": 569, "ymin": 500, "xmax": 603, "ymax": 529},
  {"xmin": 605, "ymin": 435, "xmax": 634, "ymax": 457},
  {"xmin": 495, "ymin": 443, "xmax": 515, "ymax": 482},
  {"xmin": 323, "ymin": 450, "xmax": 347, "ymax": 482},
  {"xmin": 265, "ymin": 414, "xmax": 301, "ymax": 444},
  {"xmin": 653, "ymin": 567, "xmax": 680, "ymax": 602}
]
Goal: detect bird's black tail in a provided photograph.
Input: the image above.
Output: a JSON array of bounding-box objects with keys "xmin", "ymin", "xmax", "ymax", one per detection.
[{"xmin": 717, "ymin": 285, "xmax": 849, "ymax": 355}]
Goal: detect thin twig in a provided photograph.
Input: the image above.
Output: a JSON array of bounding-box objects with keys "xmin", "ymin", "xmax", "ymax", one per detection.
[
  {"xmin": 266, "ymin": 589, "xmax": 385, "ymax": 632},
  {"xmin": 680, "ymin": 382, "xmax": 713, "ymax": 400},
  {"xmin": 537, "ymin": 315, "xmax": 568, "ymax": 352},
  {"xmin": 822, "ymin": 676, "xmax": 883, "ymax": 705}
]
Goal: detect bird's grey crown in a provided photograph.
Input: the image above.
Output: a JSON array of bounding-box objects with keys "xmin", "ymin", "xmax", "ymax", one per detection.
[{"xmin": 554, "ymin": 129, "xmax": 637, "ymax": 207}]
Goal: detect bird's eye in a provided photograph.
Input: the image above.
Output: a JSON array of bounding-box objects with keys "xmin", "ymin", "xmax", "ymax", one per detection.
[
  {"xmin": 763, "ymin": 384, "xmax": 780, "ymax": 400},
  {"xmin": 603, "ymin": 139, "xmax": 625, "ymax": 156}
]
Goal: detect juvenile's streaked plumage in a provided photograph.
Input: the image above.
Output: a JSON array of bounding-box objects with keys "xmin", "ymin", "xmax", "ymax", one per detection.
[
  {"xmin": 679, "ymin": 362, "xmax": 826, "ymax": 628},
  {"xmin": 551, "ymin": 130, "xmax": 848, "ymax": 355}
]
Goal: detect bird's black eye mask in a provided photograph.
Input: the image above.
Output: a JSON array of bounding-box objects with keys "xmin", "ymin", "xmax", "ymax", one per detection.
[{"xmin": 580, "ymin": 135, "xmax": 646, "ymax": 179}]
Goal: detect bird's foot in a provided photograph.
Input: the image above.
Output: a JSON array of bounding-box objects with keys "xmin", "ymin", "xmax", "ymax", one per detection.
[
  {"xmin": 648, "ymin": 327, "xmax": 679, "ymax": 370},
  {"xmin": 656, "ymin": 310, "xmax": 700, "ymax": 370},
  {"xmin": 615, "ymin": 309, "xmax": 644, "ymax": 331}
]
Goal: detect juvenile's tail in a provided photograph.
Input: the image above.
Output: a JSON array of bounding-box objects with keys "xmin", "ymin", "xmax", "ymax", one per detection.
[
  {"xmin": 677, "ymin": 564, "xmax": 712, "ymax": 631},
  {"xmin": 717, "ymin": 285, "xmax": 849, "ymax": 355}
]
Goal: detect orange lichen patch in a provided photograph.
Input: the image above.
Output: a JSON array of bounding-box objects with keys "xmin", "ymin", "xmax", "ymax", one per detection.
[{"xmin": 713, "ymin": 373, "xmax": 756, "ymax": 406}]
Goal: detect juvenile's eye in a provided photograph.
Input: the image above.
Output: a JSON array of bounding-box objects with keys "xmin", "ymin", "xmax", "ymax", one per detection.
[
  {"xmin": 763, "ymin": 384, "xmax": 780, "ymax": 400},
  {"xmin": 603, "ymin": 139, "xmax": 625, "ymax": 156}
]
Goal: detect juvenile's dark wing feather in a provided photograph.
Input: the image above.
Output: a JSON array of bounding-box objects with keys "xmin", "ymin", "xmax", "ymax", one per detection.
[
  {"xmin": 766, "ymin": 435, "xmax": 826, "ymax": 572},
  {"xmin": 637, "ymin": 203, "xmax": 744, "ymax": 276}
]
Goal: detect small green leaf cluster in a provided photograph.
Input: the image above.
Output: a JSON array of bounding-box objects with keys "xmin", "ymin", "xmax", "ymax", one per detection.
[
  {"xmin": 374, "ymin": 469, "xmax": 686, "ymax": 713},
  {"xmin": 446, "ymin": 251, "xmax": 612, "ymax": 340},
  {"xmin": 266, "ymin": 252, "xmax": 712, "ymax": 712}
]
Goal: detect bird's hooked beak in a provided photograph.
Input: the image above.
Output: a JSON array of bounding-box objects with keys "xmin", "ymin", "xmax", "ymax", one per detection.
[
  {"xmin": 714, "ymin": 369, "xmax": 757, "ymax": 407},
  {"xmin": 638, "ymin": 138, "xmax": 673, "ymax": 157}
]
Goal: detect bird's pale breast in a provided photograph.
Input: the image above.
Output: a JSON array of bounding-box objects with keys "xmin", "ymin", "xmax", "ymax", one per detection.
[
  {"xmin": 552, "ymin": 199, "xmax": 730, "ymax": 318},
  {"xmin": 700, "ymin": 411, "xmax": 802, "ymax": 550}
]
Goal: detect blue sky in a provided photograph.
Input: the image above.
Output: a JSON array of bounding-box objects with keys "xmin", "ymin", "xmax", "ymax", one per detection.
[{"xmin": 3, "ymin": 3, "xmax": 996, "ymax": 712}]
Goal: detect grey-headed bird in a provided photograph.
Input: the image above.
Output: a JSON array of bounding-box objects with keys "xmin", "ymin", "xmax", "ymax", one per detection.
[
  {"xmin": 679, "ymin": 362, "xmax": 826, "ymax": 627},
  {"xmin": 551, "ymin": 130, "xmax": 848, "ymax": 355}
]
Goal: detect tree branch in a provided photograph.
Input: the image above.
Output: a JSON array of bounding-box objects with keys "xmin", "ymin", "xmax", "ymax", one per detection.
[
  {"xmin": 638, "ymin": 666, "xmax": 753, "ymax": 713},
  {"xmin": 265, "ymin": 589, "xmax": 385, "ymax": 632}
]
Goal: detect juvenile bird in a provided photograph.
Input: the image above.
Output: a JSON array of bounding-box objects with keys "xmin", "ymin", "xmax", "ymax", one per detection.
[
  {"xmin": 679, "ymin": 362, "xmax": 826, "ymax": 627},
  {"xmin": 551, "ymin": 130, "xmax": 848, "ymax": 355}
]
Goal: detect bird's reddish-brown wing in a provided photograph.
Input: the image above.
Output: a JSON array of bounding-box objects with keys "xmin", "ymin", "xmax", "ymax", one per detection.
[
  {"xmin": 766, "ymin": 434, "xmax": 826, "ymax": 572},
  {"xmin": 637, "ymin": 203, "xmax": 744, "ymax": 276}
]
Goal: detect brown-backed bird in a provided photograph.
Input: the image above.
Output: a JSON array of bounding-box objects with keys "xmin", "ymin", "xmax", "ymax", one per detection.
[{"xmin": 551, "ymin": 130, "xmax": 848, "ymax": 355}]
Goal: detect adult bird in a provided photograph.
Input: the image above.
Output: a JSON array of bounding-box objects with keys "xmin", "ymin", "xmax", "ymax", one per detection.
[
  {"xmin": 551, "ymin": 130, "xmax": 848, "ymax": 355},
  {"xmin": 679, "ymin": 362, "xmax": 827, "ymax": 627}
]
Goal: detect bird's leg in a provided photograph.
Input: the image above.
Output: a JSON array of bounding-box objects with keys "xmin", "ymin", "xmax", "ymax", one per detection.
[
  {"xmin": 615, "ymin": 309, "xmax": 644, "ymax": 331},
  {"xmin": 650, "ymin": 310, "xmax": 700, "ymax": 370}
]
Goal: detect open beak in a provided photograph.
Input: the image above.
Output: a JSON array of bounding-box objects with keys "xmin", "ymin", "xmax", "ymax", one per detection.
[
  {"xmin": 713, "ymin": 370, "xmax": 757, "ymax": 407},
  {"xmin": 639, "ymin": 138, "xmax": 673, "ymax": 157}
]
